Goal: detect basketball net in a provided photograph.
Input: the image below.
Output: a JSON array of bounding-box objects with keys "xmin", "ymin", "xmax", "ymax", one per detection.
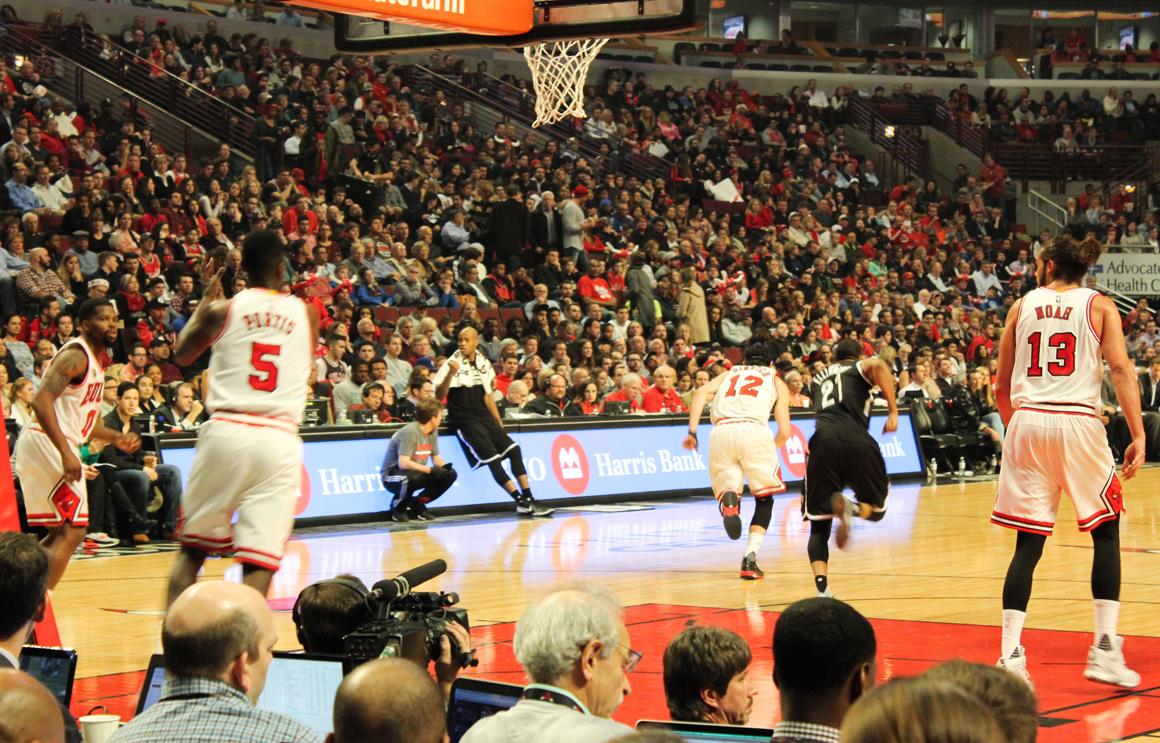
[{"xmin": 523, "ymin": 38, "xmax": 609, "ymax": 127}]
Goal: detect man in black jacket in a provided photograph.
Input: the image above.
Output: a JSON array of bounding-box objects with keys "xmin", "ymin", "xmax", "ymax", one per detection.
[
  {"xmin": 525, "ymin": 374, "xmax": 569, "ymax": 417},
  {"xmin": 490, "ymin": 183, "xmax": 530, "ymax": 269},
  {"xmin": 533, "ymin": 248, "xmax": 565, "ymax": 296},
  {"xmin": 530, "ymin": 191, "xmax": 564, "ymax": 258},
  {"xmin": 104, "ymin": 382, "xmax": 183, "ymax": 539}
]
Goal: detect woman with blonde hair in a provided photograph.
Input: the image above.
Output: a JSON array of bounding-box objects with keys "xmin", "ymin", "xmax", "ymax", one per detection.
[{"xmin": 8, "ymin": 377, "xmax": 34, "ymax": 430}]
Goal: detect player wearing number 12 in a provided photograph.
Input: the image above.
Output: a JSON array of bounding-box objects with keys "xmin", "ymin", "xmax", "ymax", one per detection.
[
  {"xmin": 993, "ymin": 237, "xmax": 1145, "ymax": 689},
  {"xmin": 167, "ymin": 230, "xmax": 319, "ymax": 607},
  {"xmin": 684, "ymin": 345, "xmax": 791, "ymax": 580}
]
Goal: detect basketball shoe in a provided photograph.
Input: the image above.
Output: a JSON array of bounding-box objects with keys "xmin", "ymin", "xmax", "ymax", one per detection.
[
  {"xmin": 719, "ymin": 491, "xmax": 742, "ymax": 540},
  {"xmin": 740, "ymin": 554, "xmax": 763, "ymax": 580},
  {"xmin": 817, "ymin": 587, "xmax": 835, "ymax": 598},
  {"xmin": 997, "ymin": 646, "xmax": 1032, "ymax": 688},
  {"xmin": 1084, "ymin": 636, "xmax": 1140, "ymax": 688}
]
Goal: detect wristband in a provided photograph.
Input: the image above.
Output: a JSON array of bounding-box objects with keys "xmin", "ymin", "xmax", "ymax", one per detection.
[{"xmin": 688, "ymin": 430, "xmax": 698, "ymax": 437}]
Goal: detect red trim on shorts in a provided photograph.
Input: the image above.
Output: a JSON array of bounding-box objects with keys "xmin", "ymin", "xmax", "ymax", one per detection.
[
  {"xmin": 990, "ymin": 516, "xmax": 1053, "ymax": 535},
  {"xmin": 235, "ymin": 545, "xmax": 284, "ymax": 562},
  {"xmin": 212, "ymin": 416, "xmax": 296, "ymax": 431},
  {"xmin": 1020, "ymin": 406, "xmax": 1098, "ymax": 418},
  {"xmin": 26, "ymin": 517, "xmax": 89, "ymax": 527},
  {"xmin": 179, "ymin": 537, "xmax": 234, "ymax": 554},
  {"xmin": 213, "ymin": 409, "xmax": 297, "ymax": 424},
  {"xmin": 991, "ymin": 510, "xmax": 1055, "ymax": 527},
  {"xmin": 752, "ymin": 486, "xmax": 787, "ymax": 496},
  {"xmin": 714, "ymin": 419, "xmax": 765, "ymax": 427},
  {"xmin": 181, "ymin": 531, "xmax": 232, "ymax": 544},
  {"xmin": 234, "ymin": 553, "xmax": 281, "ymax": 571},
  {"xmin": 1077, "ymin": 510, "xmax": 1115, "ymax": 531}
]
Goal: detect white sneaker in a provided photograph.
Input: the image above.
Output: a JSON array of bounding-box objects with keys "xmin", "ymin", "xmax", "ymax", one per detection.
[
  {"xmin": 831, "ymin": 494, "xmax": 852, "ymax": 549},
  {"xmin": 997, "ymin": 646, "xmax": 1033, "ymax": 688},
  {"xmin": 1084, "ymin": 636, "xmax": 1140, "ymax": 688},
  {"xmin": 85, "ymin": 532, "xmax": 119, "ymax": 547},
  {"xmin": 817, "ymin": 587, "xmax": 835, "ymax": 598}
]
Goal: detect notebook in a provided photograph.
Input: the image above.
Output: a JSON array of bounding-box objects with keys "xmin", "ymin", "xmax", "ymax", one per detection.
[
  {"xmin": 446, "ymin": 677, "xmax": 523, "ymax": 743},
  {"xmin": 136, "ymin": 652, "xmax": 345, "ymax": 736},
  {"xmin": 635, "ymin": 720, "xmax": 776, "ymax": 742},
  {"xmin": 20, "ymin": 646, "xmax": 77, "ymax": 706}
]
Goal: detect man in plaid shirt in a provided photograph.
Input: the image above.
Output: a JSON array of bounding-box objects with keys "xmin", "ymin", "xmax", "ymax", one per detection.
[
  {"xmin": 15, "ymin": 248, "xmax": 73, "ymax": 307},
  {"xmin": 110, "ymin": 582, "xmax": 319, "ymax": 743}
]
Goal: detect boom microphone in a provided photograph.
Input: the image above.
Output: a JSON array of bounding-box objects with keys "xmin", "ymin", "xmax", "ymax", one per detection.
[{"xmin": 370, "ymin": 559, "xmax": 447, "ymax": 603}]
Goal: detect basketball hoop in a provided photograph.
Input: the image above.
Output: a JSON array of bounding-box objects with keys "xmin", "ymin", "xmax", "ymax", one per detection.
[{"xmin": 523, "ymin": 38, "xmax": 609, "ymax": 127}]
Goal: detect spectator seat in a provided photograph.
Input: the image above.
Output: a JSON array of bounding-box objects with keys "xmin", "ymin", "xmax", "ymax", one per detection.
[
  {"xmin": 748, "ymin": 63, "xmax": 766, "ymax": 70},
  {"xmin": 1058, "ymin": 72, "xmax": 1080, "ymax": 79},
  {"xmin": 789, "ymin": 64, "xmax": 811, "ymax": 72},
  {"xmin": 700, "ymin": 61, "xmax": 722, "ymax": 68},
  {"xmin": 813, "ymin": 66, "xmax": 832, "ymax": 73},
  {"xmin": 769, "ymin": 64, "xmax": 789, "ymax": 71},
  {"xmin": 925, "ymin": 52, "xmax": 945, "ymax": 61},
  {"xmin": 724, "ymin": 348, "xmax": 743, "ymax": 365}
]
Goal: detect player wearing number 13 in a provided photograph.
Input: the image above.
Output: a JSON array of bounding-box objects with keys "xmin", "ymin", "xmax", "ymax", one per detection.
[
  {"xmin": 15, "ymin": 298, "xmax": 141, "ymax": 591},
  {"xmin": 993, "ymin": 237, "xmax": 1145, "ymax": 689},
  {"xmin": 684, "ymin": 345, "xmax": 791, "ymax": 580},
  {"xmin": 167, "ymin": 230, "xmax": 319, "ymax": 607}
]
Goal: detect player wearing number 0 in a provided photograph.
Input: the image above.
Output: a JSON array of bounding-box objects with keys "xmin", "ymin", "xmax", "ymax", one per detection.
[
  {"xmin": 993, "ymin": 237, "xmax": 1145, "ymax": 689},
  {"xmin": 684, "ymin": 345, "xmax": 790, "ymax": 580},
  {"xmin": 15, "ymin": 298, "xmax": 141, "ymax": 589},
  {"xmin": 167, "ymin": 230, "xmax": 319, "ymax": 607},
  {"xmin": 803, "ymin": 338, "xmax": 899, "ymax": 599}
]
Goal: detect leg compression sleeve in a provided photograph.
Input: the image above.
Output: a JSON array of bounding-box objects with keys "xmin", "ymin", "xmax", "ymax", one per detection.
[
  {"xmin": 808, "ymin": 519, "xmax": 832, "ymax": 564},
  {"xmin": 750, "ymin": 495, "xmax": 774, "ymax": 531},
  {"xmin": 1090, "ymin": 518, "xmax": 1121, "ymax": 602},
  {"xmin": 505, "ymin": 445, "xmax": 527, "ymax": 479},
  {"xmin": 1002, "ymin": 530, "xmax": 1046, "ymax": 612},
  {"xmin": 487, "ymin": 460, "xmax": 514, "ymax": 488}
]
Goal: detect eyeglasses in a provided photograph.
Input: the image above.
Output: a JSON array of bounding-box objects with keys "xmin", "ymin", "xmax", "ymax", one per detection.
[{"xmin": 619, "ymin": 643, "xmax": 642, "ymax": 673}]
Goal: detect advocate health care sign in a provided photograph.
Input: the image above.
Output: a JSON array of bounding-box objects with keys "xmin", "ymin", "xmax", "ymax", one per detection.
[
  {"xmin": 159, "ymin": 414, "xmax": 923, "ymax": 521},
  {"xmin": 1091, "ymin": 254, "xmax": 1160, "ymax": 296}
]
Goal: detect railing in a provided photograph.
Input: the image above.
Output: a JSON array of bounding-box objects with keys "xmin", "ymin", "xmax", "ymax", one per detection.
[
  {"xmin": 1026, "ymin": 188, "xmax": 1066, "ymax": 232},
  {"xmin": 848, "ymin": 96, "xmax": 925, "ymax": 180},
  {"xmin": 931, "ymin": 101, "xmax": 990, "ymax": 160},
  {"xmin": 862, "ymin": 97, "xmax": 939, "ymax": 127},
  {"xmin": 7, "ymin": 22, "xmax": 255, "ymax": 157},
  {"xmin": 0, "ymin": 24, "xmax": 201, "ymax": 160}
]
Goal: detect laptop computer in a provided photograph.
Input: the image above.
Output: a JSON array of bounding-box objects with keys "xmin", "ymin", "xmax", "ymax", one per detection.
[
  {"xmin": 446, "ymin": 678, "xmax": 523, "ymax": 743},
  {"xmin": 349, "ymin": 408, "xmax": 375, "ymax": 425},
  {"xmin": 302, "ymin": 399, "xmax": 331, "ymax": 426},
  {"xmin": 20, "ymin": 646, "xmax": 77, "ymax": 707},
  {"xmin": 636, "ymin": 720, "xmax": 776, "ymax": 742},
  {"xmin": 603, "ymin": 400, "xmax": 631, "ymax": 415},
  {"xmin": 137, "ymin": 652, "xmax": 345, "ymax": 736}
]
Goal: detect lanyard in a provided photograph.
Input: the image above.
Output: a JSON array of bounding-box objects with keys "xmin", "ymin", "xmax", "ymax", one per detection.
[
  {"xmin": 521, "ymin": 687, "xmax": 585, "ymax": 714},
  {"xmin": 159, "ymin": 693, "xmax": 214, "ymax": 703}
]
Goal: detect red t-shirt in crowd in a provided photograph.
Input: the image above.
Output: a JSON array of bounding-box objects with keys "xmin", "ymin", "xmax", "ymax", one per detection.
[
  {"xmin": 578, "ymin": 275, "xmax": 614, "ymax": 304},
  {"xmin": 602, "ymin": 390, "xmax": 642, "ymax": 413},
  {"xmin": 642, "ymin": 386, "xmax": 687, "ymax": 414}
]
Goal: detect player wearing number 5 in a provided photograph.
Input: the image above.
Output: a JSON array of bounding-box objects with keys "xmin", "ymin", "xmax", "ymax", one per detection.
[
  {"xmin": 803, "ymin": 339, "xmax": 899, "ymax": 600},
  {"xmin": 15, "ymin": 298, "xmax": 141, "ymax": 590},
  {"xmin": 993, "ymin": 237, "xmax": 1145, "ymax": 689},
  {"xmin": 168, "ymin": 230, "xmax": 319, "ymax": 607},
  {"xmin": 684, "ymin": 345, "xmax": 790, "ymax": 580}
]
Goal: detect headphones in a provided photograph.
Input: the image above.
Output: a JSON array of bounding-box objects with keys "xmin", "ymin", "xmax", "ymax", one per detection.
[{"xmin": 292, "ymin": 578, "xmax": 375, "ymax": 652}]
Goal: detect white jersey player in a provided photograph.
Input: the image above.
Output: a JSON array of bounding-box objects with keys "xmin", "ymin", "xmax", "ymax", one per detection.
[
  {"xmin": 15, "ymin": 299, "xmax": 140, "ymax": 588},
  {"xmin": 684, "ymin": 345, "xmax": 790, "ymax": 580},
  {"xmin": 994, "ymin": 237, "xmax": 1145, "ymax": 688},
  {"xmin": 167, "ymin": 230, "xmax": 318, "ymax": 605}
]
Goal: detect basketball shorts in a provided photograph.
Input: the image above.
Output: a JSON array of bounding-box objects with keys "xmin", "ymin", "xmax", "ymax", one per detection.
[
  {"xmin": 14, "ymin": 428, "xmax": 88, "ymax": 527},
  {"xmin": 708, "ymin": 421, "xmax": 785, "ymax": 500},
  {"xmin": 453, "ymin": 415, "xmax": 517, "ymax": 469},
  {"xmin": 803, "ymin": 429, "xmax": 889, "ymax": 520},
  {"xmin": 178, "ymin": 418, "xmax": 302, "ymax": 570},
  {"xmin": 992, "ymin": 410, "xmax": 1122, "ymax": 535}
]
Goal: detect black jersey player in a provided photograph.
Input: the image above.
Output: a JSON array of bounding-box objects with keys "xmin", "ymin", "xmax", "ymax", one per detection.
[{"xmin": 804, "ymin": 338, "xmax": 899, "ymax": 598}]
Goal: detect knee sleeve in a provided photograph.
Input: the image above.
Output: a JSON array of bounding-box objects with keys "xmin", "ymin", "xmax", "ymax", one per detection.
[
  {"xmin": 505, "ymin": 446, "xmax": 527, "ymax": 480},
  {"xmin": 1002, "ymin": 530, "xmax": 1046, "ymax": 612},
  {"xmin": 486, "ymin": 460, "xmax": 513, "ymax": 488},
  {"xmin": 866, "ymin": 509, "xmax": 886, "ymax": 523},
  {"xmin": 750, "ymin": 496, "xmax": 773, "ymax": 531},
  {"xmin": 1091, "ymin": 518, "xmax": 1121, "ymax": 602},
  {"xmin": 807, "ymin": 519, "xmax": 832, "ymax": 564}
]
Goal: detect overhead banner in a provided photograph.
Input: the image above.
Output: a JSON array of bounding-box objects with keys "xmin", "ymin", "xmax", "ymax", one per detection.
[
  {"xmin": 158, "ymin": 414, "xmax": 924, "ymax": 522},
  {"xmin": 1090, "ymin": 255, "xmax": 1160, "ymax": 296}
]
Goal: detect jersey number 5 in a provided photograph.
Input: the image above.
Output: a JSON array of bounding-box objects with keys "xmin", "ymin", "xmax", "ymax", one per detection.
[
  {"xmin": 724, "ymin": 374, "xmax": 763, "ymax": 397},
  {"xmin": 1026, "ymin": 331, "xmax": 1075, "ymax": 377},
  {"xmin": 249, "ymin": 342, "xmax": 281, "ymax": 391}
]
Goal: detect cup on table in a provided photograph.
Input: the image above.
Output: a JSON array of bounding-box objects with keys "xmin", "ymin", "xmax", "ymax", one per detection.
[{"xmin": 79, "ymin": 714, "xmax": 121, "ymax": 743}]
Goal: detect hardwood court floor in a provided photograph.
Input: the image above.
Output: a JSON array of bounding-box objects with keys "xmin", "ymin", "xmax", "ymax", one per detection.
[{"xmin": 51, "ymin": 467, "xmax": 1160, "ymax": 741}]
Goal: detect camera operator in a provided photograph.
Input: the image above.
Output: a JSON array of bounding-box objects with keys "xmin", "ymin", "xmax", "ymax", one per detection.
[
  {"xmin": 294, "ymin": 573, "xmax": 473, "ymax": 702},
  {"xmin": 381, "ymin": 399, "xmax": 457, "ymax": 523}
]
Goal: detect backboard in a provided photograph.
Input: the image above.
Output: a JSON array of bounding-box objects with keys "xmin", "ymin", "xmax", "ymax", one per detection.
[{"xmin": 305, "ymin": 0, "xmax": 699, "ymax": 54}]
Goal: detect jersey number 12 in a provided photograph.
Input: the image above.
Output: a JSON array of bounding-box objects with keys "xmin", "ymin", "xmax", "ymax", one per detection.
[
  {"xmin": 249, "ymin": 342, "xmax": 281, "ymax": 391},
  {"xmin": 724, "ymin": 374, "xmax": 763, "ymax": 398}
]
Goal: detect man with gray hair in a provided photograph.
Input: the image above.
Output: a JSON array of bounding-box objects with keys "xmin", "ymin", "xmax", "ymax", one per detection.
[
  {"xmin": 601, "ymin": 372, "xmax": 644, "ymax": 413},
  {"xmin": 461, "ymin": 583, "xmax": 635, "ymax": 742}
]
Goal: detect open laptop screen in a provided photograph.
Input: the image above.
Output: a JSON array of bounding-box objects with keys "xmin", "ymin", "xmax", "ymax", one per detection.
[
  {"xmin": 446, "ymin": 678, "xmax": 523, "ymax": 743},
  {"xmin": 20, "ymin": 646, "xmax": 77, "ymax": 706}
]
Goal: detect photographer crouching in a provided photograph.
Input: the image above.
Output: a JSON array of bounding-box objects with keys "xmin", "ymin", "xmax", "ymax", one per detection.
[
  {"xmin": 293, "ymin": 572, "xmax": 474, "ymax": 702},
  {"xmin": 381, "ymin": 399, "xmax": 458, "ymax": 522}
]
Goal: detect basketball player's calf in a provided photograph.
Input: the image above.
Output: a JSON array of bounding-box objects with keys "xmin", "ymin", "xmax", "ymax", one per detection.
[{"xmin": 168, "ymin": 547, "xmax": 276, "ymax": 606}]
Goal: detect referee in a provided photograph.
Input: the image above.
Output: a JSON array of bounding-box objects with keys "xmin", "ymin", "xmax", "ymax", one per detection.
[{"xmin": 433, "ymin": 324, "xmax": 553, "ymax": 517}]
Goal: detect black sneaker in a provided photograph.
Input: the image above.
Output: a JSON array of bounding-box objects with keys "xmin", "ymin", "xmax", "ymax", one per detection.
[
  {"xmin": 516, "ymin": 496, "xmax": 554, "ymax": 518},
  {"xmin": 391, "ymin": 503, "xmax": 410, "ymax": 523},
  {"xmin": 740, "ymin": 553, "xmax": 764, "ymax": 580},
  {"xmin": 719, "ymin": 491, "xmax": 742, "ymax": 540},
  {"xmin": 410, "ymin": 504, "xmax": 434, "ymax": 521}
]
